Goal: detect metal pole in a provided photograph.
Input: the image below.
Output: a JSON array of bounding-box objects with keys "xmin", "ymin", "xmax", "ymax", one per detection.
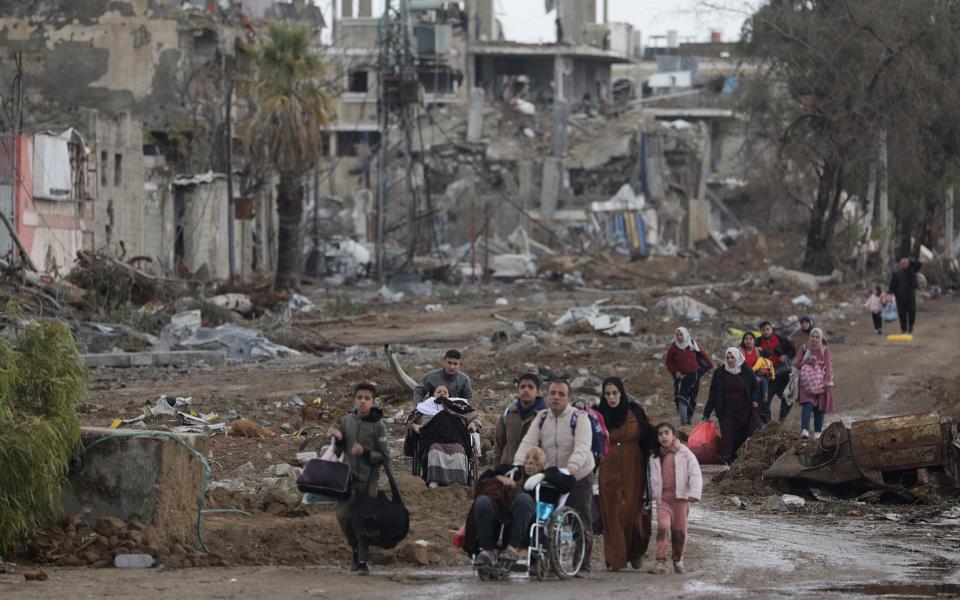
[
  {"xmin": 483, "ymin": 200, "xmax": 490, "ymax": 283},
  {"xmin": 223, "ymin": 55, "xmax": 236, "ymax": 280},
  {"xmin": 375, "ymin": 1, "xmax": 390, "ymax": 286}
]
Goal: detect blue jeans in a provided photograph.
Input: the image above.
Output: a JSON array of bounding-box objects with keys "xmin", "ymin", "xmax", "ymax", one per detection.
[{"xmin": 800, "ymin": 402, "xmax": 824, "ymax": 433}]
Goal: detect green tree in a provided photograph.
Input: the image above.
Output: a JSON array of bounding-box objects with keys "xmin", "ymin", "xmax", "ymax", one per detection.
[
  {"xmin": 740, "ymin": 0, "xmax": 960, "ymax": 271},
  {"xmin": 242, "ymin": 24, "xmax": 335, "ymax": 289}
]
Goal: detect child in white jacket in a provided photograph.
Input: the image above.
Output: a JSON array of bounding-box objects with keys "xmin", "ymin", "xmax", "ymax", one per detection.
[{"xmin": 648, "ymin": 422, "xmax": 703, "ymax": 575}]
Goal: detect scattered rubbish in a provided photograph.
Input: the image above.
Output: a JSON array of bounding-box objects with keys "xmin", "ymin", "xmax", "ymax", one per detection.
[
  {"xmin": 208, "ymin": 293, "xmax": 254, "ymax": 315},
  {"xmin": 657, "ymin": 296, "xmax": 718, "ymax": 322},
  {"xmin": 158, "ymin": 311, "xmax": 299, "ymax": 361},
  {"xmin": 378, "ymin": 286, "xmax": 404, "ymax": 303},
  {"xmin": 791, "ymin": 294, "xmax": 813, "ymax": 306},
  {"xmin": 768, "ymin": 266, "xmax": 843, "ymax": 292},
  {"xmin": 414, "ymin": 539, "xmax": 430, "ymax": 547},
  {"xmin": 23, "ymin": 569, "xmax": 48, "ymax": 581},
  {"xmin": 296, "ymin": 452, "xmax": 319, "ymax": 462},
  {"xmin": 782, "ymin": 494, "xmax": 806, "ymax": 507},
  {"xmin": 553, "ymin": 303, "xmax": 631, "ymax": 336},
  {"xmin": 269, "ymin": 463, "xmax": 303, "ymax": 478},
  {"xmin": 510, "ymin": 98, "xmax": 536, "ymax": 115},
  {"xmin": 883, "ymin": 513, "xmax": 901, "ymax": 522},
  {"xmin": 495, "ymin": 298, "xmax": 509, "ymax": 306},
  {"xmin": 229, "ymin": 418, "xmax": 278, "ymax": 439},
  {"xmin": 283, "ymin": 293, "xmax": 315, "ymax": 313},
  {"xmin": 114, "ymin": 554, "xmax": 156, "ymax": 569},
  {"xmin": 208, "ymin": 479, "xmax": 248, "ymax": 492},
  {"xmin": 490, "ymin": 254, "xmax": 536, "ymax": 280},
  {"xmin": 424, "ymin": 304, "xmax": 443, "ymax": 313},
  {"xmin": 728, "ymin": 496, "xmax": 746, "ymax": 509}
]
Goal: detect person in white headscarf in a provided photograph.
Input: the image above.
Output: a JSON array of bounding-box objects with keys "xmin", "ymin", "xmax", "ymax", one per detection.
[
  {"xmin": 792, "ymin": 327, "xmax": 833, "ymax": 439},
  {"xmin": 703, "ymin": 347, "xmax": 762, "ymax": 464},
  {"xmin": 664, "ymin": 327, "xmax": 714, "ymax": 425}
]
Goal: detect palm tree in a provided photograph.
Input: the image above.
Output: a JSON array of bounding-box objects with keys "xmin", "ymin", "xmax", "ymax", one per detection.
[{"xmin": 242, "ymin": 24, "xmax": 334, "ymax": 289}]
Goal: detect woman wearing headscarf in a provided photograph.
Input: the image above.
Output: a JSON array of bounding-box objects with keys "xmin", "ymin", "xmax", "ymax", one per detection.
[
  {"xmin": 740, "ymin": 332, "xmax": 775, "ymax": 424},
  {"xmin": 664, "ymin": 327, "xmax": 713, "ymax": 425},
  {"xmin": 793, "ymin": 328, "xmax": 834, "ymax": 439},
  {"xmin": 702, "ymin": 348, "xmax": 762, "ymax": 464},
  {"xmin": 597, "ymin": 377, "xmax": 658, "ymax": 571}
]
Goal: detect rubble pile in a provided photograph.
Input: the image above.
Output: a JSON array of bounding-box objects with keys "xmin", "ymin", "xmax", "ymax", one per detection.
[
  {"xmin": 712, "ymin": 422, "xmax": 801, "ymax": 497},
  {"xmin": 22, "ymin": 516, "xmax": 218, "ymax": 569}
]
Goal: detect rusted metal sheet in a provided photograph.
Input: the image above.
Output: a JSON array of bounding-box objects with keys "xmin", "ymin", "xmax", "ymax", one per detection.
[{"xmin": 850, "ymin": 413, "xmax": 944, "ymax": 473}]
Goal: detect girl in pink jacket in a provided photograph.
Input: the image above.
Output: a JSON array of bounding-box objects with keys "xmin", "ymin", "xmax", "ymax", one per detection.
[
  {"xmin": 863, "ymin": 284, "xmax": 887, "ymax": 335},
  {"xmin": 648, "ymin": 422, "xmax": 702, "ymax": 575}
]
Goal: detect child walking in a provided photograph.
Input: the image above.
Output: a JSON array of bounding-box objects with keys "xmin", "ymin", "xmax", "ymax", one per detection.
[
  {"xmin": 648, "ymin": 422, "xmax": 702, "ymax": 574},
  {"xmin": 864, "ymin": 285, "xmax": 886, "ymax": 335}
]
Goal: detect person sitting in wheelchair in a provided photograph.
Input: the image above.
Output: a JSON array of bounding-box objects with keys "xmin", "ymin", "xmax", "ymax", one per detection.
[
  {"xmin": 404, "ymin": 384, "xmax": 481, "ymax": 487},
  {"xmin": 462, "ymin": 448, "xmax": 575, "ymax": 573}
]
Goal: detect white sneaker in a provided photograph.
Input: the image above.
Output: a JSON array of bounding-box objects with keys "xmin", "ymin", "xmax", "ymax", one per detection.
[
  {"xmin": 814, "ymin": 431, "xmax": 822, "ymax": 440},
  {"xmin": 801, "ymin": 429, "xmax": 810, "ymax": 439}
]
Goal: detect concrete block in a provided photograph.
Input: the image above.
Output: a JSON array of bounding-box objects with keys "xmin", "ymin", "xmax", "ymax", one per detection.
[
  {"xmin": 65, "ymin": 428, "xmax": 209, "ymax": 547},
  {"xmin": 466, "ymin": 88, "xmax": 485, "ymax": 143},
  {"xmin": 83, "ymin": 351, "xmax": 227, "ymax": 368}
]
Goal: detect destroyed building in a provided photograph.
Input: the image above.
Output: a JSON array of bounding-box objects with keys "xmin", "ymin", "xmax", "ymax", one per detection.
[
  {"xmin": 0, "ymin": 0, "xmax": 327, "ymax": 281},
  {"xmin": 313, "ymin": 0, "xmax": 753, "ymax": 282}
]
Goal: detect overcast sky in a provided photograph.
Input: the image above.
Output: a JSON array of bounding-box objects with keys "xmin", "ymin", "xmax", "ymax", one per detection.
[{"xmin": 498, "ymin": 1, "xmax": 756, "ymax": 46}]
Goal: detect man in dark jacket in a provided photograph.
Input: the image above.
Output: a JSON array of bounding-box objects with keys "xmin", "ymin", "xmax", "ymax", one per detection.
[
  {"xmin": 330, "ymin": 382, "xmax": 390, "ymax": 575},
  {"xmin": 413, "ymin": 349, "xmax": 473, "ymax": 403},
  {"xmin": 888, "ymin": 257, "xmax": 922, "ymax": 334},
  {"xmin": 494, "ymin": 373, "xmax": 547, "ymax": 466}
]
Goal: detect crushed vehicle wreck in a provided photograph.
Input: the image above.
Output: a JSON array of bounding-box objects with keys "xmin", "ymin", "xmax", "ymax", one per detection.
[{"xmin": 764, "ymin": 413, "xmax": 960, "ymax": 499}]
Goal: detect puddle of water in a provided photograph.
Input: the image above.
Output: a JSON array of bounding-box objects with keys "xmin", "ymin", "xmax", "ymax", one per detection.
[{"xmin": 819, "ymin": 582, "xmax": 960, "ymax": 598}]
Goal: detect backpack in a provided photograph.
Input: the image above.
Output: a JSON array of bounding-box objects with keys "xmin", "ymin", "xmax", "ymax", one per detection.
[
  {"xmin": 539, "ymin": 408, "xmax": 609, "ymax": 464},
  {"xmin": 350, "ymin": 460, "xmax": 409, "ymax": 549}
]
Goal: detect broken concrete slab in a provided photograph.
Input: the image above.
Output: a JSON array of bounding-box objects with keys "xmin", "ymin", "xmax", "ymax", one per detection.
[
  {"xmin": 83, "ymin": 350, "xmax": 227, "ymax": 368},
  {"xmin": 540, "ymin": 158, "xmax": 562, "ymax": 221},
  {"xmin": 65, "ymin": 427, "xmax": 209, "ymax": 548},
  {"xmin": 657, "ymin": 295, "xmax": 718, "ymax": 322},
  {"xmin": 768, "ymin": 266, "xmax": 844, "ymax": 292}
]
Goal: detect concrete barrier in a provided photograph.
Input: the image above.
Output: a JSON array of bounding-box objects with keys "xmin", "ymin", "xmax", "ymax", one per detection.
[
  {"xmin": 65, "ymin": 427, "xmax": 210, "ymax": 548},
  {"xmin": 83, "ymin": 350, "xmax": 227, "ymax": 368}
]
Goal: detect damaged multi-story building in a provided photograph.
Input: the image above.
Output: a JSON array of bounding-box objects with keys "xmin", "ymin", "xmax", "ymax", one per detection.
[
  {"xmin": 316, "ymin": 0, "xmax": 751, "ymax": 280},
  {"xmin": 0, "ymin": 0, "xmax": 751, "ymax": 283},
  {"xmin": 0, "ymin": 0, "xmax": 325, "ymax": 280}
]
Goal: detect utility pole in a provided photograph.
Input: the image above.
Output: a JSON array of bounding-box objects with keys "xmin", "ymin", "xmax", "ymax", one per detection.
[
  {"xmin": 375, "ymin": 1, "xmax": 390, "ymax": 286},
  {"xmin": 223, "ymin": 54, "xmax": 236, "ymax": 280}
]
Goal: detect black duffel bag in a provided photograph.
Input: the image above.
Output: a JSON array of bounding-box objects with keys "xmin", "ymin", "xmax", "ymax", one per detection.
[
  {"xmin": 350, "ymin": 460, "xmax": 409, "ymax": 549},
  {"xmin": 297, "ymin": 445, "xmax": 352, "ymax": 500}
]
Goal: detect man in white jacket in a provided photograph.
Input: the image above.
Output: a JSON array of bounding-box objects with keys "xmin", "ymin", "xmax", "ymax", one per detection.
[{"xmin": 513, "ymin": 380, "xmax": 595, "ymax": 575}]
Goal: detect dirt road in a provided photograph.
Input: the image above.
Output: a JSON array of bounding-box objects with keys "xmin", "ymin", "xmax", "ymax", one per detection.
[{"xmin": 2, "ymin": 293, "xmax": 958, "ymax": 599}]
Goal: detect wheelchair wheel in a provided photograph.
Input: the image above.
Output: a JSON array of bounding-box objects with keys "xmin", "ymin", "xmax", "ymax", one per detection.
[{"xmin": 546, "ymin": 506, "xmax": 585, "ymax": 580}]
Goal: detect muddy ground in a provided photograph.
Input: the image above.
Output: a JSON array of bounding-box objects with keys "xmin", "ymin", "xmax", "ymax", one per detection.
[{"xmin": 2, "ymin": 247, "xmax": 959, "ymax": 598}]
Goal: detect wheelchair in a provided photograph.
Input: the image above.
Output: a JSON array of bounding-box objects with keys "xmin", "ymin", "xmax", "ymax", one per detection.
[
  {"xmin": 477, "ymin": 481, "xmax": 587, "ymax": 581},
  {"xmin": 409, "ymin": 411, "xmax": 480, "ymax": 487}
]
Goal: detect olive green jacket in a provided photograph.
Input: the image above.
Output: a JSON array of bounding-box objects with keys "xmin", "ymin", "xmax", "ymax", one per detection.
[{"xmin": 335, "ymin": 407, "xmax": 390, "ymax": 486}]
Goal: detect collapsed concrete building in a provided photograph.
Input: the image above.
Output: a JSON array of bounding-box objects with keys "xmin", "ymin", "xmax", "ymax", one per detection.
[
  {"xmin": 0, "ymin": 0, "xmax": 326, "ymax": 280},
  {"xmin": 0, "ymin": 0, "xmax": 751, "ymax": 283},
  {"xmin": 315, "ymin": 0, "xmax": 750, "ymax": 280}
]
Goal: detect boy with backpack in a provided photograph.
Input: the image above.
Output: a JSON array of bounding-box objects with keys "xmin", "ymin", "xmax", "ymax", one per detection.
[
  {"xmin": 513, "ymin": 379, "xmax": 597, "ymax": 576},
  {"xmin": 328, "ymin": 382, "xmax": 390, "ymax": 575}
]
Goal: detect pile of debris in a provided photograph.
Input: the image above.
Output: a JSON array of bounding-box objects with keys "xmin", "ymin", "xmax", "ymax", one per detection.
[
  {"xmin": 21, "ymin": 516, "xmax": 217, "ymax": 569},
  {"xmin": 712, "ymin": 421, "xmax": 801, "ymax": 497}
]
